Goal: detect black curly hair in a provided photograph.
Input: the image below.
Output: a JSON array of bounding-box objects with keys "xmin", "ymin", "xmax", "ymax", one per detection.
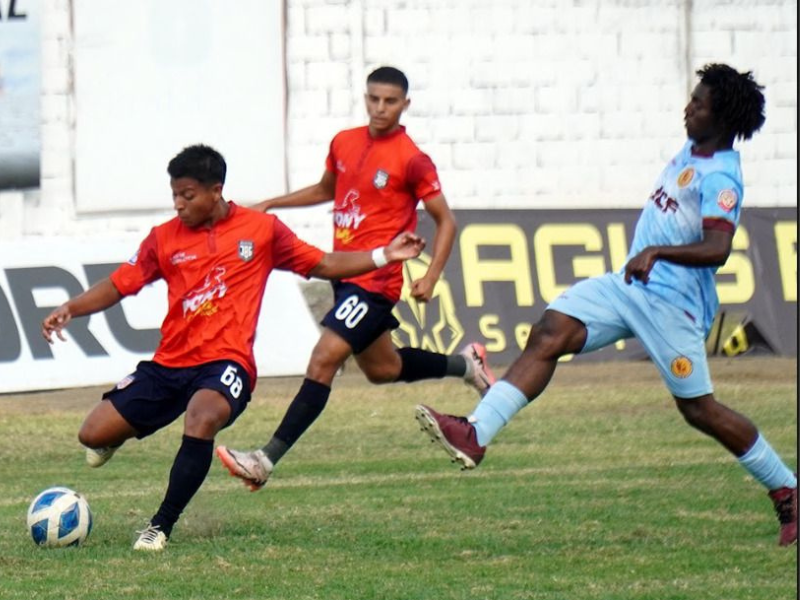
[
  {"xmin": 167, "ymin": 144, "xmax": 227, "ymax": 186},
  {"xmin": 697, "ymin": 63, "xmax": 766, "ymax": 142}
]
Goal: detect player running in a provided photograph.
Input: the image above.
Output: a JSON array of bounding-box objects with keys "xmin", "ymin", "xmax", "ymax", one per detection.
[
  {"xmin": 41, "ymin": 144, "xmax": 425, "ymax": 551},
  {"xmin": 415, "ymin": 64, "xmax": 797, "ymax": 546},
  {"xmin": 217, "ymin": 66, "xmax": 494, "ymax": 491}
]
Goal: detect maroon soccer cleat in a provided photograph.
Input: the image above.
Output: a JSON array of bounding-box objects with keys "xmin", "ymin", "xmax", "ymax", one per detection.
[
  {"xmin": 415, "ymin": 404, "xmax": 486, "ymax": 469},
  {"xmin": 768, "ymin": 481, "xmax": 798, "ymax": 547}
]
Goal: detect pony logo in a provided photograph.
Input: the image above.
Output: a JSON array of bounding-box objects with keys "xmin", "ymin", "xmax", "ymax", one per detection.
[
  {"xmin": 334, "ymin": 189, "xmax": 366, "ymax": 242},
  {"xmin": 182, "ymin": 266, "xmax": 228, "ymax": 320},
  {"xmin": 391, "ymin": 252, "xmax": 464, "ymax": 353}
]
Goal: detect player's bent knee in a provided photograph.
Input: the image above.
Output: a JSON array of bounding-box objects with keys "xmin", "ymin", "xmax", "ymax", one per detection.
[{"xmin": 674, "ymin": 394, "xmax": 716, "ymax": 428}]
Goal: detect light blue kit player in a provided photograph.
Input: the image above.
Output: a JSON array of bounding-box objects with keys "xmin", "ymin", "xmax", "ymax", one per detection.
[{"xmin": 415, "ymin": 63, "xmax": 797, "ymax": 546}]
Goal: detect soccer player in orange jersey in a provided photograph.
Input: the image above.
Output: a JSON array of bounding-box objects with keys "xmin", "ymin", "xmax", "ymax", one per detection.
[
  {"xmin": 216, "ymin": 66, "xmax": 496, "ymax": 491},
  {"xmin": 40, "ymin": 144, "xmax": 424, "ymax": 551}
]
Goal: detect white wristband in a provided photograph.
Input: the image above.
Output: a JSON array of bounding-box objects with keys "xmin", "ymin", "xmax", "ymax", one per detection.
[{"xmin": 372, "ymin": 247, "xmax": 388, "ymax": 268}]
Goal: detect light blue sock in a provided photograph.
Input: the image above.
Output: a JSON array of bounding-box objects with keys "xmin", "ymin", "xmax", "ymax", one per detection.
[
  {"xmin": 738, "ymin": 433, "xmax": 797, "ymax": 490},
  {"xmin": 469, "ymin": 380, "xmax": 529, "ymax": 446}
]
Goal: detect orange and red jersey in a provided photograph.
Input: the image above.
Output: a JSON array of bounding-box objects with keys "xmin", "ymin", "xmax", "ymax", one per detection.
[
  {"xmin": 326, "ymin": 125, "xmax": 442, "ymax": 302},
  {"xmin": 110, "ymin": 203, "xmax": 324, "ymax": 388}
]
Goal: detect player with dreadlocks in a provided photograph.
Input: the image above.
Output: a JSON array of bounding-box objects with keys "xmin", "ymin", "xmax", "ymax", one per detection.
[{"xmin": 415, "ymin": 63, "xmax": 798, "ymax": 546}]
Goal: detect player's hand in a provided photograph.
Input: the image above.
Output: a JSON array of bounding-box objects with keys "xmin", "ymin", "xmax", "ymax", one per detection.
[
  {"xmin": 41, "ymin": 305, "xmax": 72, "ymax": 344},
  {"xmin": 385, "ymin": 231, "xmax": 425, "ymax": 262},
  {"xmin": 410, "ymin": 276, "xmax": 436, "ymax": 302},
  {"xmin": 624, "ymin": 247, "xmax": 659, "ymax": 284}
]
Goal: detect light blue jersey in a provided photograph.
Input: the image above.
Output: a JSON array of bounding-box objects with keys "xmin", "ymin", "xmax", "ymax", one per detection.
[
  {"xmin": 624, "ymin": 140, "xmax": 743, "ymax": 334},
  {"xmin": 549, "ymin": 141, "xmax": 744, "ymax": 397}
]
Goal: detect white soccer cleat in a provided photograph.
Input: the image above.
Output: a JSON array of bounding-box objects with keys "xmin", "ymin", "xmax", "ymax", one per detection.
[
  {"xmin": 85, "ymin": 445, "xmax": 119, "ymax": 468},
  {"xmin": 216, "ymin": 446, "xmax": 274, "ymax": 491},
  {"xmin": 133, "ymin": 523, "xmax": 168, "ymax": 551},
  {"xmin": 460, "ymin": 342, "xmax": 497, "ymax": 396}
]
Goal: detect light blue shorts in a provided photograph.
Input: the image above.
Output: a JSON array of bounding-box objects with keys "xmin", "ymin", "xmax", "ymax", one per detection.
[{"xmin": 548, "ymin": 273, "xmax": 713, "ymax": 399}]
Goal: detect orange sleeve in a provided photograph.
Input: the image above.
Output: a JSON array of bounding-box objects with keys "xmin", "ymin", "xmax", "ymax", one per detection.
[
  {"xmin": 406, "ymin": 153, "xmax": 442, "ymax": 201},
  {"xmin": 271, "ymin": 217, "xmax": 325, "ymax": 277},
  {"xmin": 109, "ymin": 228, "xmax": 163, "ymax": 296}
]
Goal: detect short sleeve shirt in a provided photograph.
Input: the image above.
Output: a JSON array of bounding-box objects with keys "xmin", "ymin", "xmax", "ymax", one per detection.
[
  {"xmin": 624, "ymin": 141, "xmax": 744, "ymax": 332},
  {"xmin": 325, "ymin": 125, "xmax": 442, "ymax": 302},
  {"xmin": 110, "ymin": 203, "xmax": 324, "ymax": 387}
]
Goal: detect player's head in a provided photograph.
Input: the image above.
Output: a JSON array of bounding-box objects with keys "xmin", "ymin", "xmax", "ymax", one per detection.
[
  {"xmin": 685, "ymin": 64, "xmax": 765, "ymax": 146},
  {"xmin": 365, "ymin": 66, "xmax": 410, "ymax": 136},
  {"xmin": 167, "ymin": 144, "xmax": 227, "ymax": 228}
]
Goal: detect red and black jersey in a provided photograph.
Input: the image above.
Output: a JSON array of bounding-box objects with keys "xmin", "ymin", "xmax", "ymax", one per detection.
[{"xmin": 110, "ymin": 203, "xmax": 324, "ymax": 387}]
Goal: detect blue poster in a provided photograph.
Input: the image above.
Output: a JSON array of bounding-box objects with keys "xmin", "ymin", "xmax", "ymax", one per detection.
[{"xmin": 0, "ymin": 0, "xmax": 40, "ymax": 189}]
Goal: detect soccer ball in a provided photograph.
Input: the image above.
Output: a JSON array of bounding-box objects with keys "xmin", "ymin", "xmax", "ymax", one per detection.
[{"xmin": 26, "ymin": 487, "xmax": 93, "ymax": 548}]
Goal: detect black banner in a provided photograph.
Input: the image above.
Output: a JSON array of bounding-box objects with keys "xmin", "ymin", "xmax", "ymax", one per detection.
[{"xmin": 393, "ymin": 208, "xmax": 797, "ymax": 365}]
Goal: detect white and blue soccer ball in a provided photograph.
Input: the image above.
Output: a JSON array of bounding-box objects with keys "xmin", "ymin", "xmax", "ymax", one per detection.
[{"xmin": 26, "ymin": 487, "xmax": 93, "ymax": 548}]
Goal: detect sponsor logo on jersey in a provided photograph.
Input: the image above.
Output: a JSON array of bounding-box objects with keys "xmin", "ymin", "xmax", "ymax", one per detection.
[
  {"xmin": 677, "ymin": 167, "xmax": 694, "ymax": 187},
  {"xmin": 334, "ymin": 189, "xmax": 366, "ymax": 243},
  {"xmin": 717, "ymin": 189, "xmax": 738, "ymax": 213},
  {"xmin": 182, "ymin": 266, "xmax": 228, "ymax": 320},
  {"xmin": 238, "ymin": 240, "xmax": 254, "ymax": 262},
  {"xmin": 170, "ymin": 251, "xmax": 197, "ymax": 265},
  {"xmin": 670, "ymin": 356, "xmax": 693, "ymax": 378},
  {"xmin": 373, "ymin": 169, "xmax": 389, "ymax": 189}
]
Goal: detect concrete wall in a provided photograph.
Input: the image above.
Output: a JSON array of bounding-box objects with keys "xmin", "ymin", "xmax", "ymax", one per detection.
[{"xmin": 1, "ymin": 0, "xmax": 796, "ymax": 247}]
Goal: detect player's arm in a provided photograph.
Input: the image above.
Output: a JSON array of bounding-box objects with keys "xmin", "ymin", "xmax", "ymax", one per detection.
[
  {"xmin": 251, "ymin": 170, "xmax": 337, "ymax": 212},
  {"xmin": 410, "ymin": 194, "xmax": 456, "ymax": 302},
  {"xmin": 624, "ymin": 228, "xmax": 733, "ymax": 284},
  {"xmin": 41, "ymin": 278, "xmax": 123, "ymax": 343},
  {"xmin": 309, "ymin": 232, "xmax": 425, "ymax": 280}
]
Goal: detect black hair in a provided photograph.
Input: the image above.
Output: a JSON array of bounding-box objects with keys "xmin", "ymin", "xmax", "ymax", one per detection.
[
  {"xmin": 697, "ymin": 63, "xmax": 766, "ymax": 141},
  {"xmin": 167, "ymin": 144, "xmax": 227, "ymax": 185},
  {"xmin": 367, "ymin": 66, "xmax": 409, "ymax": 95}
]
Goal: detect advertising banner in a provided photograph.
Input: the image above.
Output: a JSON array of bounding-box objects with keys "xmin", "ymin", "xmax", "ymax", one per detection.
[
  {"xmin": 0, "ymin": 238, "xmax": 320, "ymax": 393},
  {"xmin": 394, "ymin": 208, "xmax": 797, "ymax": 365}
]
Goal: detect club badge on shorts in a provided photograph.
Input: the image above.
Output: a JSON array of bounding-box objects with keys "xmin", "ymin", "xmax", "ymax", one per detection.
[
  {"xmin": 373, "ymin": 169, "xmax": 389, "ymax": 189},
  {"xmin": 238, "ymin": 240, "xmax": 254, "ymax": 262},
  {"xmin": 670, "ymin": 356, "xmax": 693, "ymax": 378}
]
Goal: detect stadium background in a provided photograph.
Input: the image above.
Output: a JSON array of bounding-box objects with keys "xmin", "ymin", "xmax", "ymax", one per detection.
[{"xmin": 0, "ymin": 0, "xmax": 796, "ymax": 392}]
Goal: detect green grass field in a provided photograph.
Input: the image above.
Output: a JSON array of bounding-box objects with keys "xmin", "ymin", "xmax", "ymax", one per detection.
[{"xmin": 0, "ymin": 357, "xmax": 796, "ymax": 600}]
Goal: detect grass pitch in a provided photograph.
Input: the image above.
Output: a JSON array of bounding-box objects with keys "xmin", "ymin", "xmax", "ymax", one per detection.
[{"xmin": 0, "ymin": 357, "xmax": 796, "ymax": 600}]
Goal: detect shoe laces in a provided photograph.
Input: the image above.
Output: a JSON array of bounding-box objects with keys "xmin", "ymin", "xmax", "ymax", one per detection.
[{"xmin": 136, "ymin": 524, "xmax": 164, "ymax": 543}]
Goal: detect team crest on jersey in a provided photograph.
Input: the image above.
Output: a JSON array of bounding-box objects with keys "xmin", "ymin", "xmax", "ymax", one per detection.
[
  {"xmin": 677, "ymin": 167, "xmax": 695, "ymax": 188},
  {"xmin": 670, "ymin": 356, "xmax": 693, "ymax": 378},
  {"xmin": 238, "ymin": 240, "xmax": 254, "ymax": 262},
  {"xmin": 717, "ymin": 189, "xmax": 738, "ymax": 213},
  {"xmin": 127, "ymin": 249, "xmax": 140, "ymax": 266},
  {"xmin": 373, "ymin": 169, "xmax": 389, "ymax": 189}
]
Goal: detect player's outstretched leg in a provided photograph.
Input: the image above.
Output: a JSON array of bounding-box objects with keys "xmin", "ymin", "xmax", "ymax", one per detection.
[
  {"xmin": 216, "ymin": 446, "xmax": 274, "ymax": 491},
  {"xmin": 460, "ymin": 342, "xmax": 497, "ymax": 396},
  {"xmin": 415, "ymin": 404, "xmax": 486, "ymax": 469}
]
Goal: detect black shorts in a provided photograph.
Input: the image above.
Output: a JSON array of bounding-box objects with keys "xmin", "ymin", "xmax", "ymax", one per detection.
[
  {"xmin": 102, "ymin": 360, "xmax": 251, "ymax": 438},
  {"xmin": 320, "ymin": 282, "xmax": 400, "ymax": 354}
]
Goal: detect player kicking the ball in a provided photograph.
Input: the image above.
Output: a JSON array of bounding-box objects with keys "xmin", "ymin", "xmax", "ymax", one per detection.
[
  {"xmin": 415, "ymin": 64, "xmax": 797, "ymax": 546},
  {"xmin": 41, "ymin": 144, "xmax": 425, "ymax": 551},
  {"xmin": 216, "ymin": 66, "xmax": 495, "ymax": 491}
]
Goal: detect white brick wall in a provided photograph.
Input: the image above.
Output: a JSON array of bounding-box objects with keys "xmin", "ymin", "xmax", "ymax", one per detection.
[{"xmin": 4, "ymin": 0, "xmax": 796, "ymax": 240}]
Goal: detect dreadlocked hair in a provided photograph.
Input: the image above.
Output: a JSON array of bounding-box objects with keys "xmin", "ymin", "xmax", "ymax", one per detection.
[{"xmin": 697, "ymin": 63, "xmax": 766, "ymax": 141}]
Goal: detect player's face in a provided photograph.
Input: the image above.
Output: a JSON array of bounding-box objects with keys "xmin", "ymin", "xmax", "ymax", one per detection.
[
  {"xmin": 684, "ymin": 83, "xmax": 717, "ymax": 143},
  {"xmin": 365, "ymin": 82, "xmax": 409, "ymax": 136},
  {"xmin": 170, "ymin": 177, "xmax": 223, "ymax": 228}
]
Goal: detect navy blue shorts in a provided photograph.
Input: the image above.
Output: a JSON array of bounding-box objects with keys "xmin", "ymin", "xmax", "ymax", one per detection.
[
  {"xmin": 320, "ymin": 282, "xmax": 400, "ymax": 354},
  {"xmin": 102, "ymin": 360, "xmax": 251, "ymax": 438}
]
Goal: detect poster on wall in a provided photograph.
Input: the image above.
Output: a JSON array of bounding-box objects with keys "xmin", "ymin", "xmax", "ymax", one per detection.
[
  {"xmin": 72, "ymin": 0, "xmax": 286, "ymax": 212},
  {"xmin": 0, "ymin": 0, "xmax": 40, "ymax": 189}
]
